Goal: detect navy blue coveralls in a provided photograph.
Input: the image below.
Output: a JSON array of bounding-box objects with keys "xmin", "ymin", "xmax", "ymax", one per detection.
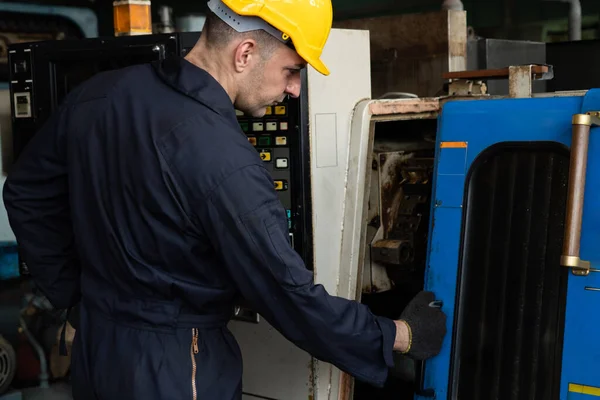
[{"xmin": 3, "ymin": 57, "xmax": 396, "ymax": 399}]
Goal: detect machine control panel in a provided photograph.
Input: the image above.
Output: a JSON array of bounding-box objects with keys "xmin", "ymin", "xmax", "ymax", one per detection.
[
  {"xmin": 236, "ymin": 102, "xmax": 298, "ymax": 245},
  {"xmin": 232, "ymin": 99, "xmax": 309, "ymax": 324}
]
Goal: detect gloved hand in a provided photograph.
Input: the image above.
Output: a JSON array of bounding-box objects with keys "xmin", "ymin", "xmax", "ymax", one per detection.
[{"xmin": 397, "ymin": 291, "xmax": 447, "ymax": 360}]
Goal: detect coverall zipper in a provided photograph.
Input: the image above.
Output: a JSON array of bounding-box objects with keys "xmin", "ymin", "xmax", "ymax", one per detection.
[{"xmin": 191, "ymin": 328, "xmax": 199, "ymax": 400}]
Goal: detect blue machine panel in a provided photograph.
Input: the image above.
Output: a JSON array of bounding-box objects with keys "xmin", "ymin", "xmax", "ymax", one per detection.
[{"xmin": 421, "ymin": 90, "xmax": 600, "ymax": 400}]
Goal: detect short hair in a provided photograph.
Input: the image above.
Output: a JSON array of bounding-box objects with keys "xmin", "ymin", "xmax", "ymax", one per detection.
[{"xmin": 202, "ymin": 10, "xmax": 280, "ymax": 58}]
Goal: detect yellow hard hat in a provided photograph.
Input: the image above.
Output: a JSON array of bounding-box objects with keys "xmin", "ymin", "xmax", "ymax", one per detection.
[{"xmin": 207, "ymin": 0, "xmax": 333, "ymax": 75}]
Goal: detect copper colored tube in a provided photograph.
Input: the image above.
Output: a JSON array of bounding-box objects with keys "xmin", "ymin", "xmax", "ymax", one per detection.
[{"xmin": 561, "ymin": 114, "xmax": 591, "ymax": 273}]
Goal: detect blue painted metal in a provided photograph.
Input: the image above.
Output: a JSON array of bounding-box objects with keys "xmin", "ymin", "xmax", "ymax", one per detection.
[
  {"xmin": 568, "ymin": 393, "xmax": 600, "ymax": 400},
  {"xmin": 0, "ymin": 2, "xmax": 98, "ymax": 38},
  {"xmin": 420, "ymin": 90, "xmax": 600, "ymax": 400}
]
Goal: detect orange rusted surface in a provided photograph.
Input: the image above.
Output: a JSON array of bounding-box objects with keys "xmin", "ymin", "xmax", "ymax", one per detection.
[{"xmin": 369, "ymin": 98, "xmax": 441, "ymax": 116}]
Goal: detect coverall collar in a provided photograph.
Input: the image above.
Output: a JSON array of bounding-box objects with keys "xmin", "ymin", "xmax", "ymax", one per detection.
[{"xmin": 153, "ymin": 57, "xmax": 239, "ymax": 126}]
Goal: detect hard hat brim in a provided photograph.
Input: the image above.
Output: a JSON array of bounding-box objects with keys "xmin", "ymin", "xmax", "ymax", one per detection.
[{"xmin": 307, "ymin": 56, "xmax": 330, "ymax": 76}]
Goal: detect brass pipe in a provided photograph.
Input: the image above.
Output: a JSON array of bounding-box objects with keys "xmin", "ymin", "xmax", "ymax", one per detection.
[{"xmin": 561, "ymin": 113, "xmax": 592, "ymax": 275}]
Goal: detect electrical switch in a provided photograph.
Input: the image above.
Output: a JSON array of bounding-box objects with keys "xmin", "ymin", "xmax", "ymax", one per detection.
[
  {"xmin": 258, "ymin": 136, "xmax": 271, "ymax": 146},
  {"xmin": 248, "ymin": 137, "xmax": 257, "ymax": 146},
  {"xmin": 273, "ymin": 180, "xmax": 288, "ymax": 191},
  {"xmin": 266, "ymin": 122, "xmax": 277, "ymax": 131},
  {"xmin": 275, "ymin": 136, "xmax": 287, "ymax": 146},
  {"xmin": 259, "ymin": 150, "xmax": 271, "ymax": 162},
  {"xmin": 253, "ymin": 122, "xmax": 264, "ymax": 132},
  {"xmin": 280, "ymin": 122, "xmax": 288, "ymax": 131},
  {"xmin": 265, "ymin": 106, "xmax": 272, "ymax": 115},
  {"xmin": 276, "ymin": 158, "xmax": 288, "ymax": 169},
  {"xmin": 275, "ymin": 105, "xmax": 286, "ymax": 115}
]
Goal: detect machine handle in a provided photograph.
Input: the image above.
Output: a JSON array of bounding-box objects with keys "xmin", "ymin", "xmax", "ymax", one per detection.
[{"xmin": 561, "ymin": 113, "xmax": 597, "ymax": 276}]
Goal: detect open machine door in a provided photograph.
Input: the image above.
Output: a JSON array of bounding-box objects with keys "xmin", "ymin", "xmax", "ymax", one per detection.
[{"xmin": 422, "ymin": 89, "xmax": 600, "ymax": 400}]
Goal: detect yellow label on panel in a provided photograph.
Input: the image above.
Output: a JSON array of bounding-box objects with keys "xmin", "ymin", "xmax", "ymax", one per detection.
[
  {"xmin": 259, "ymin": 151, "xmax": 271, "ymax": 162},
  {"xmin": 440, "ymin": 141, "xmax": 468, "ymax": 148},
  {"xmin": 569, "ymin": 384, "xmax": 600, "ymax": 397}
]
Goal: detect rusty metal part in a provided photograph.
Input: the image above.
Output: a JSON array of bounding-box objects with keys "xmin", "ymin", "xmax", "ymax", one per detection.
[
  {"xmin": 369, "ymin": 98, "xmax": 441, "ymax": 117},
  {"xmin": 448, "ymin": 79, "xmax": 488, "ymax": 96},
  {"xmin": 443, "ymin": 65, "xmax": 551, "ymax": 80},
  {"xmin": 338, "ymin": 371, "xmax": 353, "ymax": 400},
  {"xmin": 379, "ymin": 152, "xmax": 411, "ymax": 236},
  {"xmin": 371, "ymin": 239, "xmax": 413, "ymax": 265},
  {"xmin": 379, "ymin": 153, "xmax": 432, "ymax": 237},
  {"xmin": 445, "ymin": 64, "xmax": 553, "ymax": 99},
  {"xmin": 561, "ymin": 112, "xmax": 597, "ymax": 276},
  {"xmin": 508, "ymin": 65, "xmax": 534, "ymax": 98},
  {"xmin": 375, "ymin": 151, "xmax": 433, "ymax": 273}
]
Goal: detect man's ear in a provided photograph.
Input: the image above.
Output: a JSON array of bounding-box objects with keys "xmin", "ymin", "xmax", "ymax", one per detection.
[{"xmin": 233, "ymin": 39, "xmax": 258, "ymax": 73}]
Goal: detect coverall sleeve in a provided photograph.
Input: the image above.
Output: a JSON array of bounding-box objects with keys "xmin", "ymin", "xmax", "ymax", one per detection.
[
  {"xmin": 199, "ymin": 164, "xmax": 396, "ymax": 387},
  {"xmin": 3, "ymin": 104, "xmax": 80, "ymax": 310}
]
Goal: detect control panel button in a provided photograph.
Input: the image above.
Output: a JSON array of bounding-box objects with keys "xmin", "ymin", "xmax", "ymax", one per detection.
[
  {"xmin": 275, "ymin": 158, "xmax": 288, "ymax": 169},
  {"xmin": 259, "ymin": 150, "xmax": 271, "ymax": 162},
  {"xmin": 13, "ymin": 60, "xmax": 28, "ymax": 74},
  {"xmin": 265, "ymin": 106, "xmax": 272, "ymax": 115},
  {"xmin": 13, "ymin": 92, "xmax": 32, "ymax": 118},
  {"xmin": 240, "ymin": 122, "xmax": 249, "ymax": 132},
  {"xmin": 266, "ymin": 122, "xmax": 277, "ymax": 131},
  {"xmin": 275, "ymin": 106, "xmax": 286, "ymax": 115},
  {"xmin": 274, "ymin": 180, "xmax": 288, "ymax": 191},
  {"xmin": 248, "ymin": 137, "xmax": 257, "ymax": 146},
  {"xmin": 280, "ymin": 122, "xmax": 288, "ymax": 131},
  {"xmin": 253, "ymin": 122, "xmax": 264, "ymax": 132},
  {"xmin": 275, "ymin": 136, "xmax": 287, "ymax": 146},
  {"xmin": 235, "ymin": 109, "xmax": 244, "ymax": 116},
  {"xmin": 258, "ymin": 136, "xmax": 271, "ymax": 146},
  {"xmin": 286, "ymin": 209, "xmax": 292, "ymax": 229}
]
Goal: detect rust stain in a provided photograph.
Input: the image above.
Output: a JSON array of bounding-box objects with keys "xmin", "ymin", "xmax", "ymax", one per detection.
[
  {"xmin": 338, "ymin": 372, "xmax": 353, "ymax": 400},
  {"xmin": 443, "ymin": 65, "xmax": 548, "ymax": 80},
  {"xmin": 369, "ymin": 98, "xmax": 440, "ymax": 116}
]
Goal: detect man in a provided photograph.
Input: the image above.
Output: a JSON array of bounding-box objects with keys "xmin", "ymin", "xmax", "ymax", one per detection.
[{"xmin": 3, "ymin": 0, "xmax": 447, "ymax": 399}]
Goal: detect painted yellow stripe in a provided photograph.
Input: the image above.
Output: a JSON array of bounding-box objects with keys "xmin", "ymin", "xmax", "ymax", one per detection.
[
  {"xmin": 440, "ymin": 141, "xmax": 468, "ymax": 148},
  {"xmin": 569, "ymin": 383, "xmax": 600, "ymax": 396}
]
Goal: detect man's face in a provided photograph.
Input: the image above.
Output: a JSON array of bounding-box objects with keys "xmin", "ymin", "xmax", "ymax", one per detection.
[{"xmin": 235, "ymin": 44, "xmax": 306, "ymax": 118}]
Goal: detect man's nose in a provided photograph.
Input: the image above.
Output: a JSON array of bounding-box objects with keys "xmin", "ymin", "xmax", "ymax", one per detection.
[{"xmin": 285, "ymin": 75, "xmax": 301, "ymax": 98}]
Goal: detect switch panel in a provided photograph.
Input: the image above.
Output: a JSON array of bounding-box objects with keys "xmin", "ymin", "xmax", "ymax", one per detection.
[{"xmin": 236, "ymin": 98, "xmax": 307, "ymax": 271}]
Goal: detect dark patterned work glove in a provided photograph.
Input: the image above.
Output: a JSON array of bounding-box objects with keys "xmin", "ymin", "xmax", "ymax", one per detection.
[{"xmin": 399, "ymin": 291, "xmax": 447, "ymax": 360}]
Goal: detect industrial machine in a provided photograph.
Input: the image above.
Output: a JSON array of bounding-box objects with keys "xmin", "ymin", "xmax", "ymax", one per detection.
[
  {"xmin": 343, "ymin": 62, "xmax": 600, "ymax": 399},
  {"xmin": 420, "ymin": 81, "xmax": 600, "ymax": 400}
]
